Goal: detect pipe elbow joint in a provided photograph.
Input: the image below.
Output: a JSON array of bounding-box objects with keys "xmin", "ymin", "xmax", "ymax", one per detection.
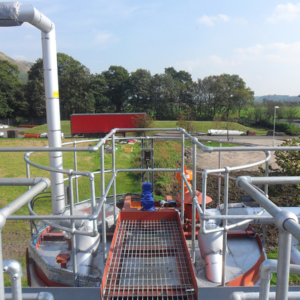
[
  {"xmin": 202, "ymin": 169, "xmax": 209, "ymax": 178},
  {"xmin": 87, "ymin": 172, "xmax": 94, "ymax": 180},
  {"xmin": 275, "ymin": 210, "xmax": 298, "ymax": 232},
  {"xmin": 90, "ymin": 214, "xmax": 98, "ymax": 221},
  {"xmin": 88, "ymin": 146, "xmax": 98, "ymax": 153},
  {"xmin": 3, "ymin": 260, "xmax": 22, "ymax": 280},
  {"xmin": 236, "ymin": 176, "xmax": 251, "ymax": 189},
  {"xmin": 202, "ymin": 146, "xmax": 213, "ymax": 153},
  {"xmin": 34, "ymin": 177, "xmax": 51, "ymax": 189},
  {"xmin": 259, "ymin": 259, "xmax": 277, "ymax": 280}
]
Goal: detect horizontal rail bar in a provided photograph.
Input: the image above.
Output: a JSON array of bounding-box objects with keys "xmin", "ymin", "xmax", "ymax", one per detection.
[
  {"xmin": 0, "ymin": 178, "xmax": 46, "ymax": 186},
  {"xmin": 249, "ymin": 176, "xmax": 300, "ymax": 185},
  {"xmin": 211, "ymin": 146, "xmax": 300, "ymax": 152},
  {"xmin": 0, "ymin": 179, "xmax": 50, "ymax": 218},
  {"xmin": 117, "ymin": 168, "xmax": 180, "ymax": 172},
  {"xmin": 237, "ymin": 179, "xmax": 282, "ymax": 217}
]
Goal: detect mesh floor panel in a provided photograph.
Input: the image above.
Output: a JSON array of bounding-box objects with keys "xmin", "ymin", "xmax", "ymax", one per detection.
[{"xmin": 103, "ymin": 220, "xmax": 196, "ymax": 299}]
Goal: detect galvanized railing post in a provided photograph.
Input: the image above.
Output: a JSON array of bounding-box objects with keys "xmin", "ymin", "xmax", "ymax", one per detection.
[
  {"xmin": 141, "ymin": 139, "xmax": 144, "ymax": 182},
  {"xmin": 201, "ymin": 171, "xmax": 208, "ymax": 234},
  {"xmin": 276, "ymin": 231, "xmax": 292, "ymax": 300},
  {"xmin": 89, "ymin": 174, "xmax": 97, "ymax": 234},
  {"xmin": 221, "ymin": 167, "xmax": 230, "ymax": 286},
  {"xmin": 151, "ymin": 138, "xmax": 154, "ymax": 192},
  {"xmin": 218, "ymin": 139, "xmax": 222, "ymax": 206},
  {"xmin": 68, "ymin": 170, "xmax": 78, "ymax": 286},
  {"xmin": 112, "ymin": 134, "xmax": 117, "ymax": 225},
  {"xmin": 146, "ymin": 138, "xmax": 149, "ymax": 182},
  {"xmin": 74, "ymin": 141, "xmax": 79, "ymax": 203},
  {"xmin": 192, "ymin": 139, "xmax": 197, "ymax": 263},
  {"xmin": 101, "ymin": 144, "xmax": 107, "ymax": 262},
  {"xmin": 0, "ymin": 228, "xmax": 5, "ymax": 300},
  {"xmin": 181, "ymin": 133, "xmax": 185, "ymax": 224},
  {"xmin": 26, "ymin": 156, "xmax": 35, "ymax": 235},
  {"xmin": 264, "ymin": 153, "xmax": 269, "ymax": 197}
]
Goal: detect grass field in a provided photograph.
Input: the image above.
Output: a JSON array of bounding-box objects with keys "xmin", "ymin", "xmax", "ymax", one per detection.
[{"xmin": 22, "ymin": 120, "xmax": 268, "ymax": 136}]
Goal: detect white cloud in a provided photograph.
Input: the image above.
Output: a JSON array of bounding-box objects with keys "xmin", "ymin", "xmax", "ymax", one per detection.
[
  {"xmin": 197, "ymin": 14, "xmax": 230, "ymax": 26},
  {"xmin": 268, "ymin": 3, "xmax": 300, "ymax": 22},
  {"xmin": 234, "ymin": 42, "xmax": 300, "ymax": 64},
  {"xmin": 12, "ymin": 54, "xmax": 27, "ymax": 60},
  {"xmin": 94, "ymin": 32, "xmax": 114, "ymax": 44}
]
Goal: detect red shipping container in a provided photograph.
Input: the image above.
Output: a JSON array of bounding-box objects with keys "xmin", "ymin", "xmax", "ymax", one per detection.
[{"xmin": 70, "ymin": 113, "xmax": 146, "ymax": 137}]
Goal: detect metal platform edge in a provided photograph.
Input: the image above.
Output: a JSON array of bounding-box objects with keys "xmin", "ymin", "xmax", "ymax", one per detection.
[{"xmin": 6, "ymin": 286, "xmax": 300, "ymax": 300}]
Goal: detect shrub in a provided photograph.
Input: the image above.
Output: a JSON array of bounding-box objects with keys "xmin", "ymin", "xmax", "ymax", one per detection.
[
  {"xmin": 275, "ymin": 139, "xmax": 300, "ymax": 176},
  {"xmin": 132, "ymin": 113, "xmax": 154, "ymax": 136},
  {"xmin": 176, "ymin": 112, "xmax": 197, "ymax": 133}
]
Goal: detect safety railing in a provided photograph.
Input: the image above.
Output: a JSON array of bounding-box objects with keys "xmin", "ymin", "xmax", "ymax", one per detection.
[{"xmin": 1, "ymin": 128, "xmax": 300, "ymax": 300}]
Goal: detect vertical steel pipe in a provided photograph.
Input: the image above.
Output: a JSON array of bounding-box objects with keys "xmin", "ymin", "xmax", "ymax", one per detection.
[
  {"xmin": 69, "ymin": 172, "xmax": 77, "ymax": 286},
  {"xmin": 141, "ymin": 139, "xmax": 144, "ymax": 182},
  {"xmin": 89, "ymin": 175, "xmax": 97, "ymax": 234},
  {"xmin": 3, "ymin": 260, "xmax": 22, "ymax": 300},
  {"xmin": 201, "ymin": 172, "xmax": 208, "ymax": 234},
  {"xmin": 275, "ymin": 231, "xmax": 292, "ymax": 300},
  {"xmin": 74, "ymin": 141, "xmax": 79, "ymax": 203},
  {"xmin": 191, "ymin": 140, "xmax": 197, "ymax": 263},
  {"xmin": 181, "ymin": 133, "xmax": 185, "ymax": 224},
  {"xmin": 221, "ymin": 168, "xmax": 229, "ymax": 286},
  {"xmin": 151, "ymin": 138, "xmax": 154, "ymax": 192},
  {"xmin": 26, "ymin": 159, "xmax": 34, "ymax": 235},
  {"xmin": 146, "ymin": 139, "xmax": 149, "ymax": 182},
  {"xmin": 0, "ymin": 230, "xmax": 4, "ymax": 300},
  {"xmin": 264, "ymin": 155, "xmax": 269, "ymax": 197},
  {"xmin": 42, "ymin": 28, "xmax": 65, "ymax": 215},
  {"xmin": 112, "ymin": 134, "xmax": 117, "ymax": 225},
  {"xmin": 218, "ymin": 140, "xmax": 222, "ymax": 206},
  {"xmin": 101, "ymin": 144, "xmax": 107, "ymax": 262}
]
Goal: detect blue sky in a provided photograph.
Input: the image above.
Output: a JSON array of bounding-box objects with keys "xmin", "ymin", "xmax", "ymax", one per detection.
[{"xmin": 1, "ymin": 0, "xmax": 300, "ymax": 96}]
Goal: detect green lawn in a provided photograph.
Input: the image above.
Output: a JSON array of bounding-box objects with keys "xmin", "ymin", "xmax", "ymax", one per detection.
[{"xmin": 23, "ymin": 120, "xmax": 268, "ymax": 136}]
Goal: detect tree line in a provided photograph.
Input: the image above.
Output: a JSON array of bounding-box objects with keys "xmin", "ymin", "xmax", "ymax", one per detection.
[{"xmin": 0, "ymin": 52, "xmax": 255, "ymax": 122}]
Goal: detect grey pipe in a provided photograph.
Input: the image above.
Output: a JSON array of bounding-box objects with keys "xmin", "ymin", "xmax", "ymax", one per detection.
[
  {"xmin": 191, "ymin": 141, "xmax": 197, "ymax": 263},
  {"xmin": 181, "ymin": 133, "xmax": 185, "ymax": 223},
  {"xmin": 101, "ymin": 145, "xmax": 107, "ymax": 262},
  {"xmin": 112, "ymin": 134, "xmax": 117, "ymax": 225},
  {"xmin": 276, "ymin": 232, "xmax": 291, "ymax": 300},
  {"xmin": 259, "ymin": 259, "xmax": 300, "ymax": 300},
  {"xmin": 245, "ymin": 176, "xmax": 300, "ymax": 185},
  {"xmin": 1, "ymin": 178, "xmax": 50, "ymax": 219},
  {"xmin": 221, "ymin": 169, "xmax": 229, "ymax": 286},
  {"xmin": 0, "ymin": 178, "xmax": 47, "ymax": 186},
  {"xmin": 116, "ymin": 168, "xmax": 180, "ymax": 172},
  {"xmin": 3, "ymin": 260, "xmax": 22, "ymax": 300},
  {"xmin": 230, "ymin": 291, "xmax": 300, "ymax": 300}
]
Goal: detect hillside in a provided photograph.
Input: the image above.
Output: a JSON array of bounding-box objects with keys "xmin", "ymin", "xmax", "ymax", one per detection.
[
  {"xmin": 0, "ymin": 51, "xmax": 34, "ymax": 83},
  {"xmin": 255, "ymin": 95, "xmax": 300, "ymax": 102}
]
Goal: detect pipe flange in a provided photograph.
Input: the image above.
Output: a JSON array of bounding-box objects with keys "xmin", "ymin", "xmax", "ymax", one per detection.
[{"xmin": 275, "ymin": 210, "xmax": 298, "ymax": 232}]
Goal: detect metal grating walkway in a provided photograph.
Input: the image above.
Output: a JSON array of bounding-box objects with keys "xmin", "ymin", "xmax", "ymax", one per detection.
[{"xmin": 103, "ymin": 220, "xmax": 196, "ymax": 299}]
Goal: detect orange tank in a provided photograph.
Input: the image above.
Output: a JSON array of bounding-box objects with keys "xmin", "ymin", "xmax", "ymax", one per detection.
[{"xmin": 176, "ymin": 166, "xmax": 212, "ymax": 220}]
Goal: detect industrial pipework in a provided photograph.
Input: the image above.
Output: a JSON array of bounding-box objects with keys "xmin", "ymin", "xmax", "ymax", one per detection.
[{"xmin": 0, "ymin": 2, "xmax": 65, "ymax": 214}]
